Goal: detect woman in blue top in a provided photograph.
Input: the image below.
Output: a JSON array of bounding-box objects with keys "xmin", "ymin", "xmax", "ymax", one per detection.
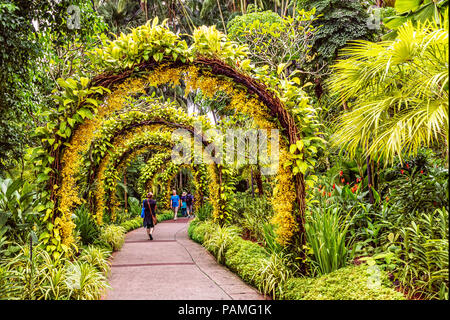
[
  {"xmin": 170, "ymin": 189, "xmax": 180, "ymax": 221},
  {"xmin": 180, "ymin": 191, "xmax": 187, "ymax": 217}
]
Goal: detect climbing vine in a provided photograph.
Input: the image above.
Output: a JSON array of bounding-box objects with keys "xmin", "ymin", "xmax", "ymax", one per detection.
[{"xmin": 31, "ymin": 17, "xmax": 320, "ymax": 259}]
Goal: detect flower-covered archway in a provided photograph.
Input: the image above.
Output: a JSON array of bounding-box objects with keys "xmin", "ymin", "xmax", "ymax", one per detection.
[
  {"xmin": 94, "ymin": 129, "xmax": 210, "ymax": 221},
  {"xmin": 32, "ymin": 19, "xmax": 314, "ymax": 260},
  {"xmin": 137, "ymin": 151, "xmax": 209, "ymax": 209}
]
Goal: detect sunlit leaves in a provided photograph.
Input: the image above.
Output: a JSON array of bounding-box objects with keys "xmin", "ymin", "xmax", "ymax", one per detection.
[{"xmin": 329, "ymin": 19, "xmax": 448, "ymax": 165}]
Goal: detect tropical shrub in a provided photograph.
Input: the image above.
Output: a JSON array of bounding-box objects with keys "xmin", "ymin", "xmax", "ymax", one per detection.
[
  {"xmin": 190, "ymin": 219, "xmax": 298, "ymax": 299},
  {"xmin": 281, "ymin": 264, "xmax": 405, "ymax": 300},
  {"xmin": 233, "ymin": 193, "xmax": 274, "ymax": 242},
  {"xmin": 392, "ymin": 207, "xmax": 449, "ymax": 300},
  {"xmin": 189, "ymin": 219, "xmax": 269, "ymax": 287},
  {"xmin": 127, "ymin": 196, "xmax": 141, "ymax": 216},
  {"xmin": 64, "ymin": 260, "xmax": 110, "ymax": 300},
  {"xmin": 188, "ymin": 219, "xmax": 217, "ymax": 244},
  {"xmin": 305, "ymin": 206, "xmax": 352, "ymax": 275},
  {"xmin": 74, "ymin": 205, "xmax": 99, "ymax": 245},
  {"xmin": 0, "ymin": 176, "xmax": 39, "ymax": 241},
  {"xmin": 329, "ymin": 19, "xmax": 448, "ymax": 165},
  {"xmin": 196, "ymin": 201, "xmax": 213, "ymax": 221},
  {"xmin": 383, "ymin": 0, "xmax": 449, "ymax": 38},
  {"xmin": 157, "ymin": 210, "xmax": 178, "ymax": 222},
  {"xmin": 0, "ymin": 242, "xmax": 110, "ymax": 300},
  {"xmin": 256, "ymin": 251, "xmax": 296, "ymax": 299},
  {"xmin": 203, "ymin": 224, "xmax": 241, "ymax": 264},
  {"xmin": 120, "ymin": 217, "xmax": 142, "ymax": 232},
  {"xmin": 297, "ymin": 0, "xmax": 375, "ymax": 60},
  {"xmin": 227, "ymin": 7, "xmax": 317, "ymax": 74},
  {"xmin": 99, "ymin": 225, "xmax": 125, "ymax": 251},
  {"xmin": 78, "ymin": 245, "xmax": 111, "ymax": 276}
]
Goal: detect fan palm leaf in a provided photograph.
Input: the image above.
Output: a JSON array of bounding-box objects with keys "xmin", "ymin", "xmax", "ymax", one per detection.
[{"xmin": 328, "ymin": 18, "xmax": 448, "ymax": 165}]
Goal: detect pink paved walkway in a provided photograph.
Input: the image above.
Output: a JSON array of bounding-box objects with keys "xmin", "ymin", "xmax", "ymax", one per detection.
[{"xmin": 104, "ymin": 217, "xmax": 265, "ymax": 300}]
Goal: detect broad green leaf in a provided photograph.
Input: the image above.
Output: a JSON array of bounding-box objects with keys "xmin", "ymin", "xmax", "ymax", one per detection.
[{"xmin": 289, "ymin": 144, "xmax": 297, "ymax": 153}]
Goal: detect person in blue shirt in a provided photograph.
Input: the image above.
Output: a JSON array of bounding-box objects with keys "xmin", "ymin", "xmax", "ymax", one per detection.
[
  {"xmin": 180, "ymin": 191, "xmax": 187, "ymax": 217},
  {"xmin": 170, "ymin": 189, "xmax": 180, "ymax": 221}
]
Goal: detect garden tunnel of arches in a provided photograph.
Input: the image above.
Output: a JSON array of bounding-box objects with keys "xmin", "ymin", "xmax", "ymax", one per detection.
[{"xmin": 36, "ymin": 34, "xmax": 307, "ymax": 259}]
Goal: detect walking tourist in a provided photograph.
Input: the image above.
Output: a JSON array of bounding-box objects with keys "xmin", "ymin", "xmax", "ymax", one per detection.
[{"xmin": 170, "ymin": 189, "xmax": 180, "ymax": 220}]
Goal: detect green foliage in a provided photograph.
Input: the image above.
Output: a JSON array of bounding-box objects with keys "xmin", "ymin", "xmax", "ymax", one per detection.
[
  {"xmin": 233, "ymin": 193, "xmax": 274, "ymax": 243},
  {"xmin": 88, "ymin": 17, "xmax": 191, "ymax": 72},
  {"xmin": 0, "ymin": 176, "xmax": 39, "ymax": 241},
  {"xmin": 99, "ymin": 225, "xmax": 125, "ymax": 251},
  {"xmin": 383, "ymin": 165, "xmax": 448, "ymax": 217},
  {"xmin": 188, "ymin": 219, "xmax": 218, "ymax": 244},
  {"xmin": 120, "ymin": 217, "xmax": 142, "ymax": 232},
  {"xmin": 329, "ymin": 19, "xmax": 448, "ymax": 165},
  {"xmin": 74, "ymin": 205, "xmax": 99, "ymax": 245},
  {"xmin": 127, "ymin": 196, "xmax": 141, "ymax": 217},
  {"xmin": 256, "ymin": 251, "xmax": 297, "ymax": 299},
  {"xmin": 196, "ymin": 202, "xmax": 213, "ymax": 221},
  {"xmin": 393, "ymin": 208, "xmax": 448, "ymax": 300},
  {"xmin": 0, "ymin": 242, "xmax": 110, "ymax": 300},
  {"xmin": 157, "ymin": 210, "xmax": 178, "ymax": 222},
  {"xmin": 191, "ymin": 25, "xmax": 248, "ymax": 66},
  {"xmin": 223, "ymin": 235, "xmax": 269, "ymax": 284},
  {"xmin": 189, "ymin": 219, "xmax": 295, "ymax": 299},
  {"xmin": 281, "ymin": 264, "xmax": 405, "ymax": 300},
  {"xmin": 78, "ymin": 245, "xmax": 111, "ymax": 276},
  {"xmin": 0, "ymin": 1, "xmax": 39, "ymax": 167},
  {"xmin": 0, "ymin": 0, "xmax": 106, "ymax": 169},
  {"xmin": 96, "ymin": 0, "xmax": 143, "ymax": 35},
  {"xmin": 305, "ymin": 206, "xmax": 351, "ymax": 275},
  {"xmin": 204, "ymin": 224, "xmax": 241, "ymax": 264},
  {"xmin": 297, "ymin": 0, "xmax": 375, "ymax": 60},
  {"xmin": 384, "ymin": 0, "xmax": 449, "ymax": 38},
  {"xmin": 227, "ymin": 8, "xmax": 317, "ymax": 74},
  {"xmin": 63, "ymin": 260, "xmax": 110, "ymax": 300}
]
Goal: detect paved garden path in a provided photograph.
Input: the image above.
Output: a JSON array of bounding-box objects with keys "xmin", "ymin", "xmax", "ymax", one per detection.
[{"xmin": 104, "ymin": 217, "xmax": 265, "ymax": 300}]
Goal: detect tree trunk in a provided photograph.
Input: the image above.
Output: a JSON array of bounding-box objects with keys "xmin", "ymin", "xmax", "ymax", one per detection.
[
  {"xmin": 254, "ymin": 166, "xmax": 264, "ymax": 196},
  {"xmin": 250, "ymin": 167, "xmax": 255, "ymax": 198},
  {"xmin": 366, "ymin": 155, "xmax": 375, "ymax": 204}
]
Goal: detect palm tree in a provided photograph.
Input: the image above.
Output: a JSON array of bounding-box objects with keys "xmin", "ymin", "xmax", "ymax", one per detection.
[
  {"xmin": 95, "ymin": 0, "xmax": 143, "ymax": 34},
  {"xmin": 328, "ymin": 18, "xmax": 448, "ymax": 166}
]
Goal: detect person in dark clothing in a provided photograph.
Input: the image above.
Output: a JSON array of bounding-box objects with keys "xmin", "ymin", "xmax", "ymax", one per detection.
[
  {"xmin": 142, "ymin": 192, "xmax": 157, "ymax": 240},
  {"xmin": 186, "ymin": 191, "xmax": 194, "ymax": 218}
]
